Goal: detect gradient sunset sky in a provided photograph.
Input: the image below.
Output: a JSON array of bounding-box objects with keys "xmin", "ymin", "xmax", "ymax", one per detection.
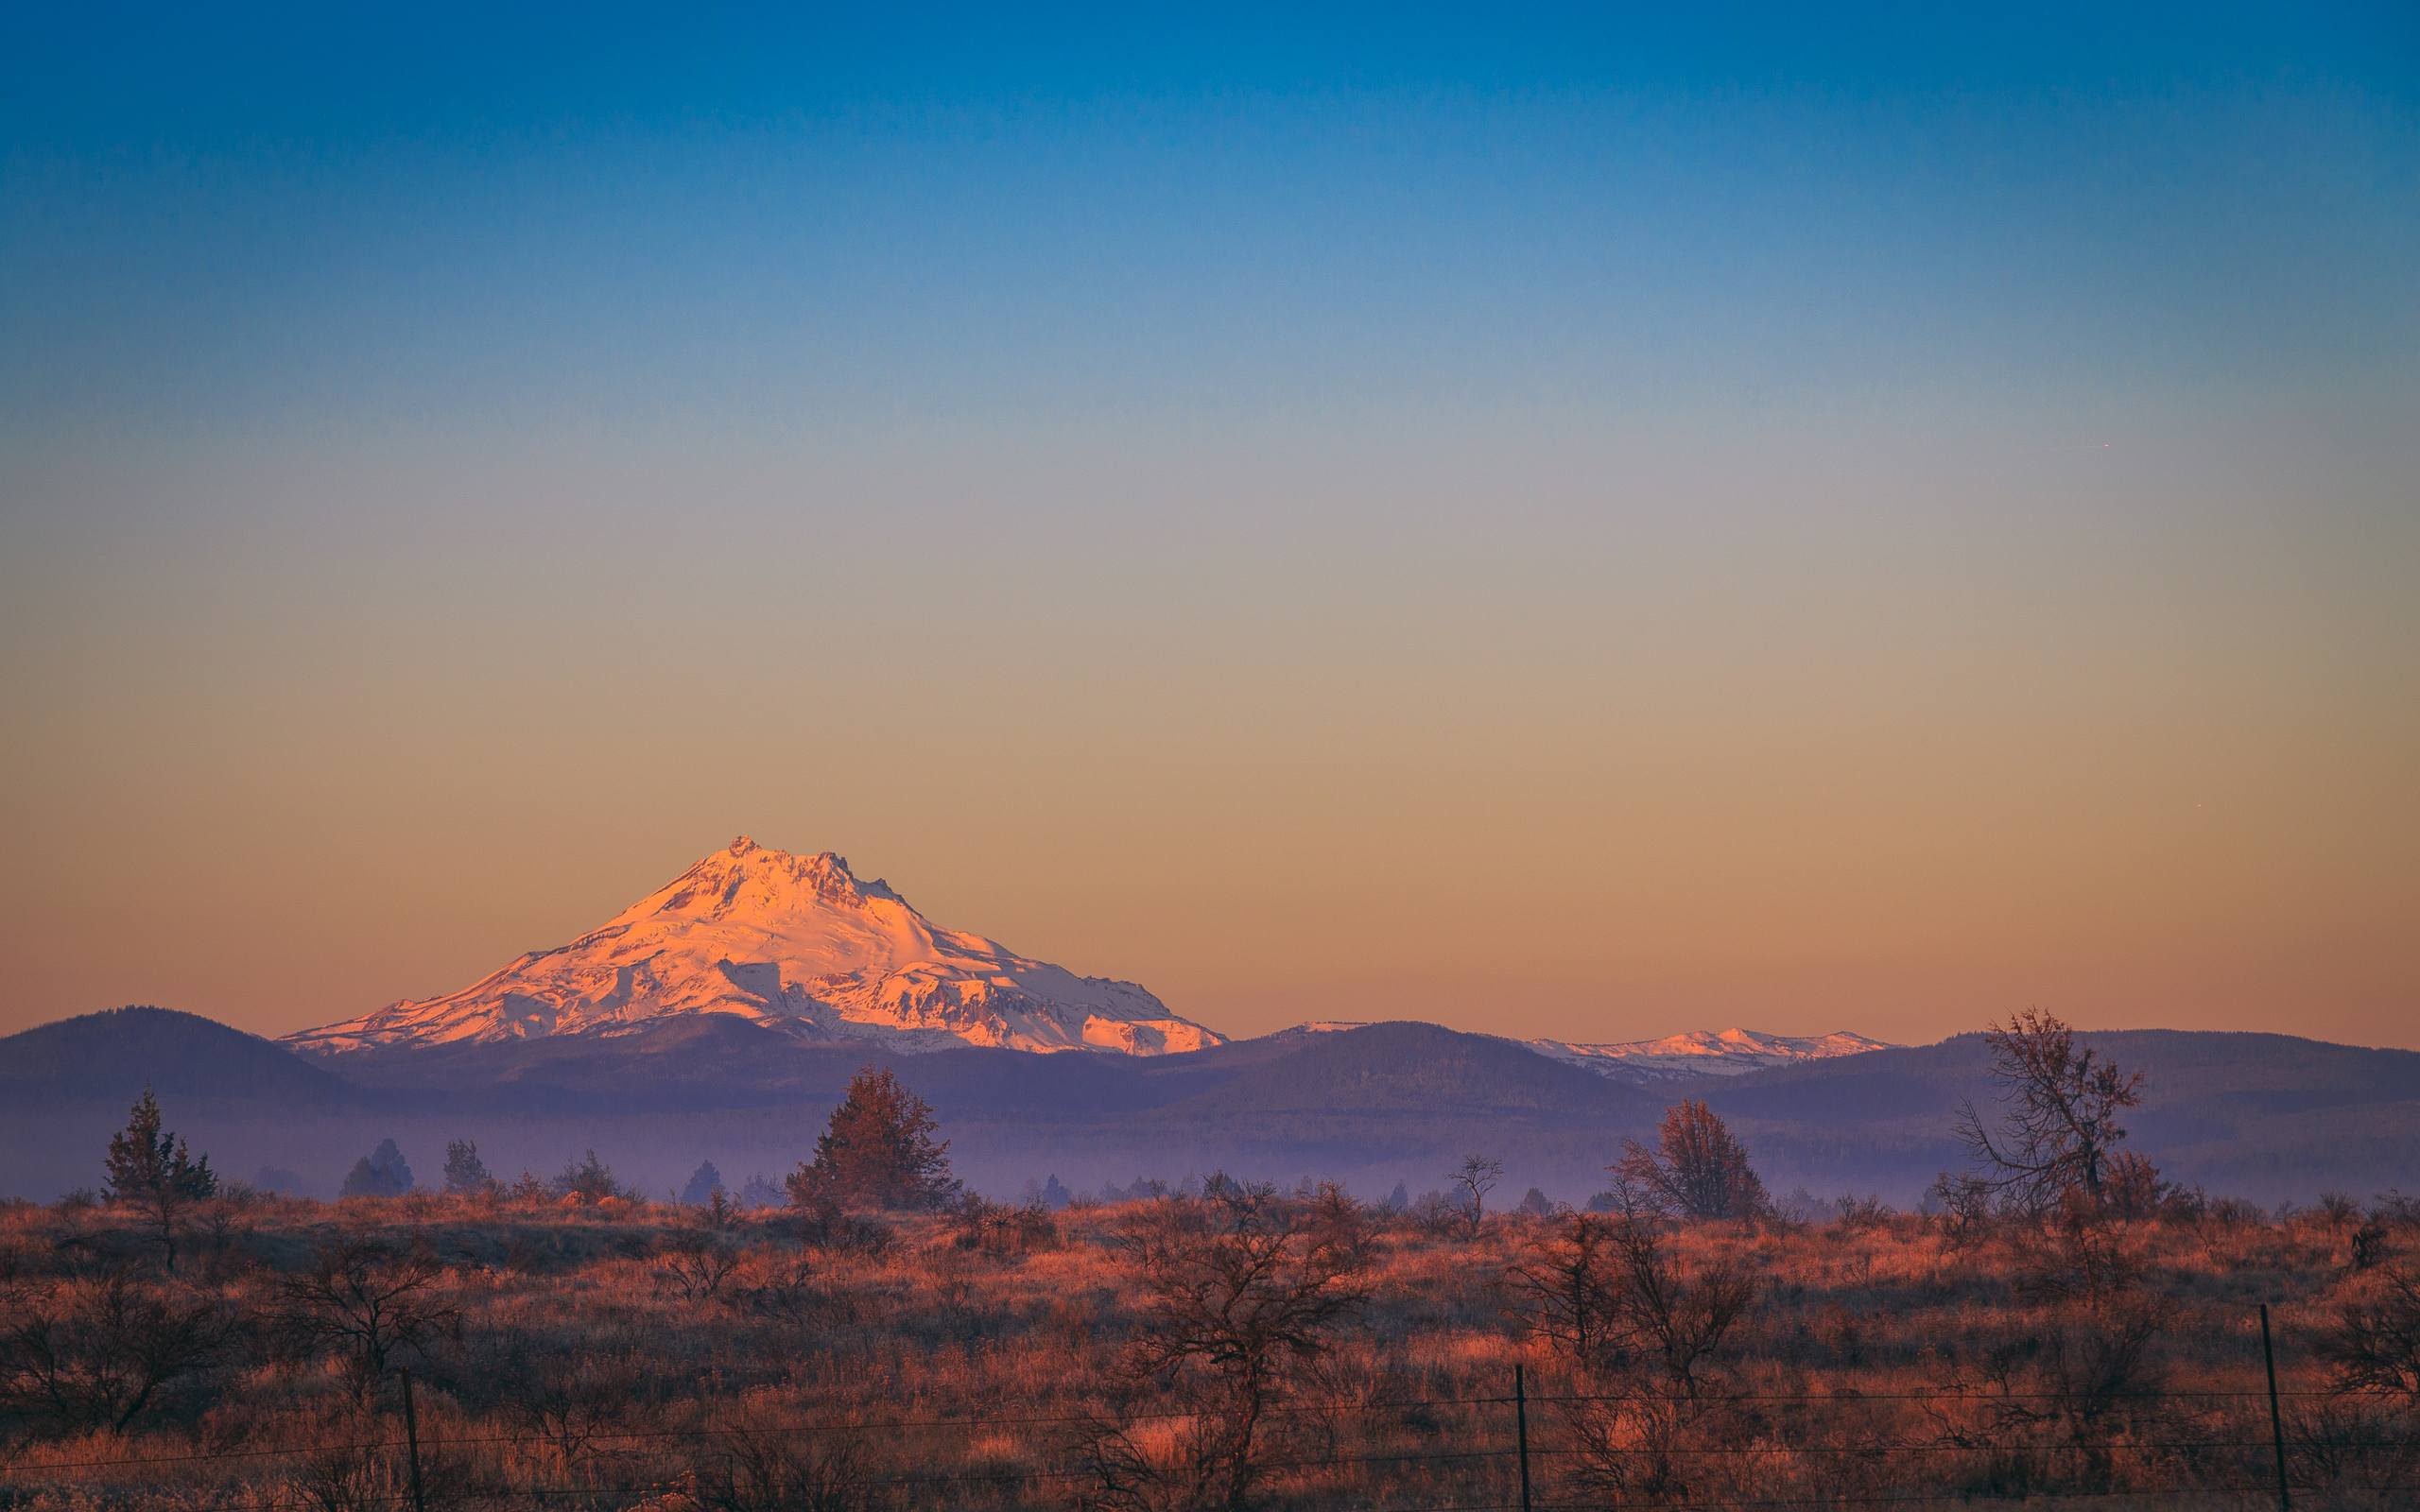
[{"xmin": 3, "ymin": 5, "xmax": 2414, "ymax": 1047}]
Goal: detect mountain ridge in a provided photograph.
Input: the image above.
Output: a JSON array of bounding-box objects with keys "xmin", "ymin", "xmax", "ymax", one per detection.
[
  {"xmin": 7, "ymin": 1008, "xmax": 2416, "ymax": 1206},
  {"xmin": 1269, "ymin": 1020, "xmax": 1891, "ymax": 1083}
]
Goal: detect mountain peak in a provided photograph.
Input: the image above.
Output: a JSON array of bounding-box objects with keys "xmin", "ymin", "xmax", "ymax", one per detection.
[{"xmin": 285, "ymin": 839, "xmax": 1223, "ymax": 1058}]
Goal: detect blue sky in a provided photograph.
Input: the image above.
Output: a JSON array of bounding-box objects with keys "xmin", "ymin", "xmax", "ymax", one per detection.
[{"xmin": 7, "ymin": 4, "xmax": 2412, "ymax": 440}]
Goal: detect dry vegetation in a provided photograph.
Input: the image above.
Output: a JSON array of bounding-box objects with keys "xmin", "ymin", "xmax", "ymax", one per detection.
[
  {"xmin": 7, "ymin": 1029, "xmax": 2418, "ymax": 1511},
  {"xmin": 3, "ymin": 1178, "xmax": 2418, "ymax": 1511}
]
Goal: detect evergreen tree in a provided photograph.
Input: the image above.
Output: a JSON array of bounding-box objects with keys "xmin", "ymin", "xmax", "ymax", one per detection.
[
  {"xmin": 340, "ymin": 1139, "xmax": 414, "ymax": 1198},
  {"xmin": 368, "ymin": 1139, "xmax": 414, "ymax": 1192},
  {"xmin": 681, "ymin": 1160, "xmax": 726, "ymax": 1206},
  {"xmin": 786, "ymin": 1065, "xmax": 959, "ymax": 1211},
  {"xmin": 555, "ymin": 1149, "xmax": 622, "ymax": 1203},
  {"xmin": 442, "ymin": 1139, "xmax": 494, "ymax": 1194},
  {"xmin": 340, "ymin": 1158, "xmax": 404, "ymax": 1199},
  {"xmin": 104, "ymin": 1088, "xmax": 216, "ymax": 1271}
]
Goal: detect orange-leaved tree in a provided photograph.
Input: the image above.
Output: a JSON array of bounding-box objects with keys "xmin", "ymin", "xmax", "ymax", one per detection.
[
  {"xmin": 1613, "ymin": 1100, "xmax": 1770, "ymax": 1221},
  {"xmin": 787, "ymin": 1065, "xmax": 959, "ymax": 1212}
]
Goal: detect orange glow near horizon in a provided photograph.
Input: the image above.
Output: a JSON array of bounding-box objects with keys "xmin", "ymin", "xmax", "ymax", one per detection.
[{"xmin": 2, "ymin": 413, "xmax": 2412, "ymax": 1052}]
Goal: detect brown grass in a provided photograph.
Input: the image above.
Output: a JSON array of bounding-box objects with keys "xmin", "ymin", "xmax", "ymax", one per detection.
[{"xmin": 1, "ymin": 1188, "xmax": 2414, "ymax": 1510}]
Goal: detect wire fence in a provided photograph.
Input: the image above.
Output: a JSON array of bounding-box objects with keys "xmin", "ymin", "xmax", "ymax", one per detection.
[{"xmin": 8, "ymin": 1366, "xmax": 2419, "ymax": 1512}]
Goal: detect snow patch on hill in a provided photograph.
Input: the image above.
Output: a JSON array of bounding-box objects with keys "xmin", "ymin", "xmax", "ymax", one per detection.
[
  {"xmin": 1525, "ymin": 1027, "xmax": 1891, "ymax": 1080},
  {"xmin": 1261, "ymin": 1022, "xmax": 1890, "ymax": 1082}
]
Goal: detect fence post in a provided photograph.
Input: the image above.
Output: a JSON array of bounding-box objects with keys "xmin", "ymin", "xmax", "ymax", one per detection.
[
  {"xmin": 401, "ymin": 1366, "xmax": 428, "ymax": 1512},
  {"xmin": 2259, "ymin": 1303, "xmax": 2290, "ymax": 1512},
  {"xmin": 1514, "ymin": 1363, "xmax": 1532, "ymax": 1512}
]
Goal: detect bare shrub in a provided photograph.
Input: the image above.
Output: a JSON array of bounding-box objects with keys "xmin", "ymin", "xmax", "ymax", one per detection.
[
  {"xmin": 1561, "ymin": 1384, "xmax": 1740, "ymax": 1507},
  {"xmin": 690, "ymin": 1396, "xmax": 890, "ymax": 1512},
  {"xmin": 2322, "ymin": 1265, "xmax": 2420, "ymax": 1402},
  {"xmin": 1927, "ymin": 1171, "xmax": 1997, "ymax": 1253},
  {"xmin": 276, "ymin": 1232, "xmax": 459, "ymax": 1400},
  {"xmin": 1599, "ymin": 1208, "xmax": 1757, "ymax": 1397},
  {"xmin": 1079, "ymin": 1184, "xmax": 1370, "ymax": 1510},
  {"xmin": 2287, "ymin": 1398, "xmax": 2420, "ymax": 1497},
  {"xmin": 0, "ymin": 1268, "xmax": 228, "ymax": 1435},
  {"xmin": 945, "ymin": 1194, "xmax": 1058, "ymax": 1258},
  {"xmin": 732, "ymin": 1249, "xmax": 833, "ymax": 1327},
  {"xmin": 652, "ymin": 1230, "xmax": 744, "ymax": 1302},
  {"xmin": 452, "ymin": 1329, "xmax": 642, "ymax": 1469},
  {"xmin": 1506, "ymin": 1212, "xmax": 1621, "ymax": 1367},
  {"xmin": 1834, "ymin": 1193, "xmax": 1893, "ymax": 1232}
]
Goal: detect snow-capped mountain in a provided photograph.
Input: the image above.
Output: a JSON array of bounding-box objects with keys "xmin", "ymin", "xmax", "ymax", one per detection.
[
  {"xmin": 285, "ymin": 838, "xmax": 1223, "ymax": 1057},
  {"xmin": 1525, "ymin": 1027, "xmax": 1890, "ymax": 1080},
  {"xmin": 1267, "ymin": 1022, "xmax": 1888, "ymax": 1082}
]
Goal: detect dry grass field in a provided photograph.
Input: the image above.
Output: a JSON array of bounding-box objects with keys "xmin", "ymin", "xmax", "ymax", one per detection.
[{"xmin": 4, "ymin": 1177, "xmax": 2417, "ymax": 1512}]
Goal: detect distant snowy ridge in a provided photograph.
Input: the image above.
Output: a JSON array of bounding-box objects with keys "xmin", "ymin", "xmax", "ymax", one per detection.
[
  {"xmin": 285, "ymin": 838, "xmax": 1223, "ymax": 1057},
  {"xmin": 1266, "ymin": 1022, "xmax": 1889, "ymax": 1082},
  {"xmin": 1522, "ymin": 1026, "xmax": 1891, "ymax": 1080}
]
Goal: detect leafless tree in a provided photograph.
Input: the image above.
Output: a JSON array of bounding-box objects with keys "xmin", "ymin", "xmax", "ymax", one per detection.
[
  {"xmin": 1546, "ymin": 1199, "xmax": 1758, "ymax": 1507},
  {"xmin": 0, "ymin": 1268, "xmax": 228, "ymax": 1434},
  {"xmin": 1957, "ymin": 1008, "xmax": 2145, "ymax": 1216},
  {"xmin": 275, "ymin": 1232, "xmax": 458, "ymax": 1400},
  {"xmin": 1506, "ymin": 1212, "xmax": 1621, "ymax": 1367},
  {"xmin": 1080, "ymin": 1185, "xmax": 1371, "ymax": 1511},
  {"xmin": 1599, "ymin": 1203, "xmax": 1757, "ymax": 1398},
  {"xmin": 1449, "ymin": 1155, "xmax": 1504, "ymax": 1239},
  {"xmin": 1927, "ymin": 1171, "xmax": 1997, "ymax": 1253}
]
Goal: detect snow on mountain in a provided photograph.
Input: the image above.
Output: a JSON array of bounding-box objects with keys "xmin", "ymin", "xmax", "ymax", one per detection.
[
  {"xmin": 1525, "ymin": 1027, "xmax": 1891, "ymax": 1081},
  {"xmin": 285, "ymin": 838, "xmax": 1224, "ymax": 1057},
  {"xmin": 1262, "ymin": 1022, "xmax": 1889, "ymax": 1081}
]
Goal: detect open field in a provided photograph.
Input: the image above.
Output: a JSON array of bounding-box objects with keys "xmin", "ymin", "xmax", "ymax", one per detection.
[{"xmin": 5, "ymin": 1184, "xmax": 2417, "ymax": 1511}]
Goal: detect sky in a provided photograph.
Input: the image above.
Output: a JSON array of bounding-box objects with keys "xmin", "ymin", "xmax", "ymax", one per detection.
[{"xmin": 3, "ymin": 4, "xmax": 2415, "ymax": 1049}]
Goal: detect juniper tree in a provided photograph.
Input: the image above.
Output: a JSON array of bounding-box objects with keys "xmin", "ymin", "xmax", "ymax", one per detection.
[
  {"xmin": 681, "ymin": 1160, "xmax": 726, "ymax": 1207},
  {"xmin": 104, "ymin": 1089, "xmax": 216, "ymax": 1272},
  {"xmin": 442, "ymin": 1139, "xmax": 495, "ymax": 1195},
  {"xmin": 786, "ymin": 1066, "xmax": 959, "ymax": 1212},
  {"xmin": 339, "ymin": 1140, "xmax": 413, "ymax": 1198},
  {"xmin": 554, "ymin": 1149, "xmax": 622, "ymax": 1203}
]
